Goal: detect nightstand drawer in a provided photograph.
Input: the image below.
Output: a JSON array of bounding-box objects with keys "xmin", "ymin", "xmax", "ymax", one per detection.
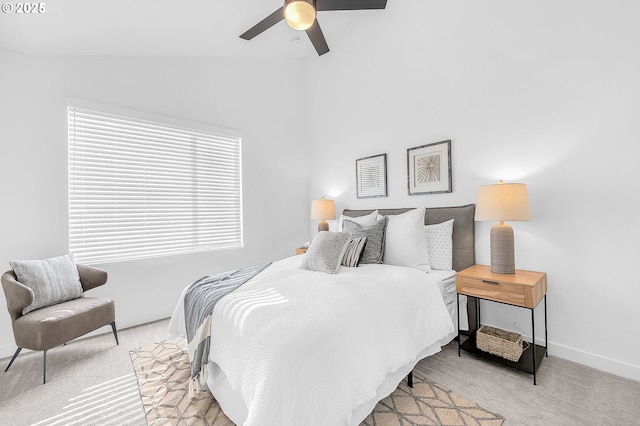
[
  {"xmin": 456, "ymin": 265, "xmax": 547, "ymax": 309},
  {"xmin": 457, "ymin": 276, "xmax": 526, "ymax": 306}
]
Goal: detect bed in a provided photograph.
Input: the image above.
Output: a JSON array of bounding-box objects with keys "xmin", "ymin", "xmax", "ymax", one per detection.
[
  {"xmin": 169, "ymin": 204, "xmax": 476, "ymax": 425},
  {"xmin": 342, "ymin": 205, "xmax": 476, "ymax": 338}
]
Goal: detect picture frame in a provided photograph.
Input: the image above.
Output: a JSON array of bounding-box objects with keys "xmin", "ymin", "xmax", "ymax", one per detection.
[
  {"xmin": 407, "ymin": 140, "xmax": 452, "ymax": 195},
  {"xmin": 356, "ymin": 153, "xmax": 387, "ymax": 198}
]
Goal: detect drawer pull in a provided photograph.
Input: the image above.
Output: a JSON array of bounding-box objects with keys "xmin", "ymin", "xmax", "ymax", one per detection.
[{"xmin": 482, "ymin": 280, "xmax": 500, "ymax": 285}]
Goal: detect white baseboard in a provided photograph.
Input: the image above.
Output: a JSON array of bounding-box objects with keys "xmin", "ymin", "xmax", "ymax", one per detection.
[
  {"xmin": 548, "ymin": 340, "xmax": 640, "ymax": 382},
  {"xmin": 474, "ymin": 320, "xmax": 639, "ymax": 382},
  {"xmin": 514, "ymin": 332, "xmax": 640, "ymax": 382}
]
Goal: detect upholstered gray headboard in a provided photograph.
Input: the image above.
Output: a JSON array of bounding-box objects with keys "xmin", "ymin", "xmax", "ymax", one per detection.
[{"xmin": 342, "ymin": 204, "xmax": 476, "ymax": 272}]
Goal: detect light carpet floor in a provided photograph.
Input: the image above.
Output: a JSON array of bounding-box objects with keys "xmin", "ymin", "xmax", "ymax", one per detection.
[
  {"xmin": 130, "ymin": 338, "xmax": 504, "ymax": 425},
  {"xmin": 1, "ymin": 318, "xmax": 640, "ymax": 425}
]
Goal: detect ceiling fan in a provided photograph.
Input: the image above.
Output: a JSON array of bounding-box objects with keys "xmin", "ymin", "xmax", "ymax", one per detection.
[{"xmin": 240, "ymin": 0, "xmax": 388, "ymax": 56}]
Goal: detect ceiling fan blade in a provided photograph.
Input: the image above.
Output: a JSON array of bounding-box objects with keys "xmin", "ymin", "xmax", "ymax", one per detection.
[
  {"xmin": 305, "ymin": 20, "xmax": 330, "ymax": 56},
  {"xmin": 239, "ymin": 8, "xmax": 284, "ymax": 40},
  {"xmin": 316, "ymin": 0, "xmax": 387, "ymax": 11}
]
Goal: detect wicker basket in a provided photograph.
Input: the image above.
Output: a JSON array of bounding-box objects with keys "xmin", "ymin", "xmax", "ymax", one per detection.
[{"xmin": 476, "ymin": 325, "xmax": 523, "ymax": 362}]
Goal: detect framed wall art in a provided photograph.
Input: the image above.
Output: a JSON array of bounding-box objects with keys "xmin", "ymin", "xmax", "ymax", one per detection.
[
  {"xmin": 407, "ymin": 140, "xmax": 452, "ymax": 195},
  {"xmin": 356, "ymin": 153, "xmax": 387, "ymax": 198}
]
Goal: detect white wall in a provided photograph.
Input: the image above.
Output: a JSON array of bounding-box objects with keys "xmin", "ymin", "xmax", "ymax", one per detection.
[
  {"xmin": 307, "ymin": 0, "xmax": 640, "ymax": 380},
  {"xmin": 0, "ymin": 48, "xmax": 309, "ymax": 357},
  {"xmin": 1, "ymin": 0, "xmax": 639, "ymax": 382}
]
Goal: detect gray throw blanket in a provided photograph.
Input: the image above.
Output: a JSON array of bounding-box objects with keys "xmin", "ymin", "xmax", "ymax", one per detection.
[{"xmin": 184, "ymin": 263, "xmax": 271, "ymax": 391}]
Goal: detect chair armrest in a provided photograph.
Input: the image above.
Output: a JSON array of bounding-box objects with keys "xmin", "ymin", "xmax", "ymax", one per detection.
[
  {"xmin": 1, "ymin": 271, "xmax": 33, "ymax": 322},
  {"xmin": 77, "ymin": 264, "xmax": 108, "ymax": 292}
]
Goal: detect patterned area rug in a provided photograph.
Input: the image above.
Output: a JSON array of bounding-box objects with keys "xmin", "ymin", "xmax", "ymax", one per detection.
[{"xmin": 130, "ymin": 339, "xmax": 504, "ymax": 426}]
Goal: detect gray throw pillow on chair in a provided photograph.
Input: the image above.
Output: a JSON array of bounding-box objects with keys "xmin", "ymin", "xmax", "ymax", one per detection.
[{"xmin": 10, "ymin": 254, "xmax": 83, "ymax": 314}]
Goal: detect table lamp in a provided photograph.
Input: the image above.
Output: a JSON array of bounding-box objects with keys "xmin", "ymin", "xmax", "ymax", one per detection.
[
  {"xmin": 310, "ymin": 197, "xmax": 335, "ymax": 232},
  {"xmin": 475, "ymin": 180, "xmax": 531, "ymax": 274}
]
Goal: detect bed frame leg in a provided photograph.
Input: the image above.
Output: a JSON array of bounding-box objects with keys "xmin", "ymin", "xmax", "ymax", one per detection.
[{"xmin": 407, "ymin": 371, "xmax": 413, "ymax": 388}]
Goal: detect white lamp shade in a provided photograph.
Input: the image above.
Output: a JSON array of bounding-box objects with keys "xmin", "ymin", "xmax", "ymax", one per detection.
[
  {"xmin": 310, "ymin": 198, "xmax": 335, "ymax": 221},
  {"xmin": 284, "ymin": 0, "xmax": 316, "ymax": 31},
  {"xmin": 475, "ymin": 182, "xmax": 531, "ymax": 221}
]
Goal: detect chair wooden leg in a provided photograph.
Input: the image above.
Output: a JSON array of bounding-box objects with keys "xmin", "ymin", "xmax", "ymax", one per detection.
[
  {"xmin": 4, "ymin": 347, "xmax": 22, "ymax": 372},
  {"xmin": 111, "ymin": 322, "xmax": 119, "ymax": 345},
  {"xmin": 43, "ymin": 350, "xmax": 47, "ymax": 384}
]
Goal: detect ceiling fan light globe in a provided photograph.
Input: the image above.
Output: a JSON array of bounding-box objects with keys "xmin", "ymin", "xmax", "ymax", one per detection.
[{"xmin": 284, "ymin": 0, "xmax": 316, "ymax": 31}]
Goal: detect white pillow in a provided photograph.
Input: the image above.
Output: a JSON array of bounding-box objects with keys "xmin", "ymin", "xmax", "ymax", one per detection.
[
  {"xmin": 425, "ymin": 219, "xmax": 454, "ymax": 271},
  {"xmin": 383, "ymin": 208, "xmax": 431, "ymax": 272},
  {"xmin": 338, "ymin": 210, "xmax": 378, "ymax": 231}
]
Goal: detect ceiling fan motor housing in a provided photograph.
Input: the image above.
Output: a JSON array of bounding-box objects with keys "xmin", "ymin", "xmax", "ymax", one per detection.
[{"xmin": 284, "ymin": 0, "xmax": 317, "ymax": 31}]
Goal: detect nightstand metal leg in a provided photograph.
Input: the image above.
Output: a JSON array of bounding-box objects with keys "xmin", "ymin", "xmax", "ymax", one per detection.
[
  {"xmin": 531, "ymin": 308, "xmax": 536, "ymax": 385},
  {"xmin": 457, "ymin": 293, "xmax": 461, "ymax": 357},
  {"xmin": 544, "ymin": 295, "xmax": 548, "ymax": 357}
]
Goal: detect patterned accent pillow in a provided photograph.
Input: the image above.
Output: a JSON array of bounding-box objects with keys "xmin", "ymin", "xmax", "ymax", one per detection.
[
  {"xmin": 341, "ymin": 237, "xmax": 368, "ymax": 267},
  {"xmin": 425, "ymin": 219, "xmax": 454, "ymax": 271},
  {"xmin": 300, "ymin": 232, "xmax": 351, "ymax": 274},
  {"xmin": 384, "ymin": 208, "xmax": 431, "ymax": 272},
  {"xmin": 10, "ymin": 254, "xmax": 83, "ymax": 315},
  {"xmin": 342, "ymin": 217, "xmax": 387, "ymax": 264}
]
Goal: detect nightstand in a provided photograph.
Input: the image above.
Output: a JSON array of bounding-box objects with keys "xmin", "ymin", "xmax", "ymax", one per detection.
[
  {"xmin": 456, "ymin": 264, "xmax": 548, "ymax": 384},
  {"xmin": 295, "ymin": 247, "xmax": 308, "ymax": 255}
]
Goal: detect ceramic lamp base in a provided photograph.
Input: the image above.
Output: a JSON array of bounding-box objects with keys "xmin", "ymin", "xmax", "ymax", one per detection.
[
  {"xmin": 490, "ymin": 223, "xmax": 515, "ymax": 274},
  {"xmin": 317, "ymin": 220, "xmax": 329, "ymax": 232}
]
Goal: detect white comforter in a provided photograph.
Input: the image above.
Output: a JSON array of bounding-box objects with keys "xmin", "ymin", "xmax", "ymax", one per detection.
[{"xmin": 169, "ymin": 255, "xmax": 453, "ymax": 426}]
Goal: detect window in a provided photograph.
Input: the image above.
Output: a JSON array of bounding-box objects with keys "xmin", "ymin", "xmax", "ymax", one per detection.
[{"xmin": 68, "ymin": 105, "xmax": 242, "ymax": 264}]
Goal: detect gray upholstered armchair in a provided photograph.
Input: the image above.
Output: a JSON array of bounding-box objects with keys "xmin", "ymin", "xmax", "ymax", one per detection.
[{"xmin": 1, "ymin": 264, "xmax": 118, "ymax": 384}]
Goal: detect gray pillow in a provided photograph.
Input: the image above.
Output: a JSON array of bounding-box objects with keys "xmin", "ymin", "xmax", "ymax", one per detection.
[
  {"xmin": 342, "ymin": 217, "xmax": 387, "ymax": 264},
  {"xmin": 10, "ymin": 254, "xmax": 83, "ymax": 314},
  {"xmin": 341, "ymin": 237, "xmax": 368, "ymax": 267},
  {"xmin": 300, "ymin": 232, "xmax": 351, "ymax": 274}
]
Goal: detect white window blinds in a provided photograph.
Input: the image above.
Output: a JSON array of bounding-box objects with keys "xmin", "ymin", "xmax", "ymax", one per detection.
[{"xmin": 68, "ymin": 106, "xmax": 243, "ymax": 264}]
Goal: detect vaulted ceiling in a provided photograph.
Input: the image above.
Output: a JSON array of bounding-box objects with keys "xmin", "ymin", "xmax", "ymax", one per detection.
[{"xmin": 0, "ymin": 0, "xmax": 392, "ymax": 57}]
